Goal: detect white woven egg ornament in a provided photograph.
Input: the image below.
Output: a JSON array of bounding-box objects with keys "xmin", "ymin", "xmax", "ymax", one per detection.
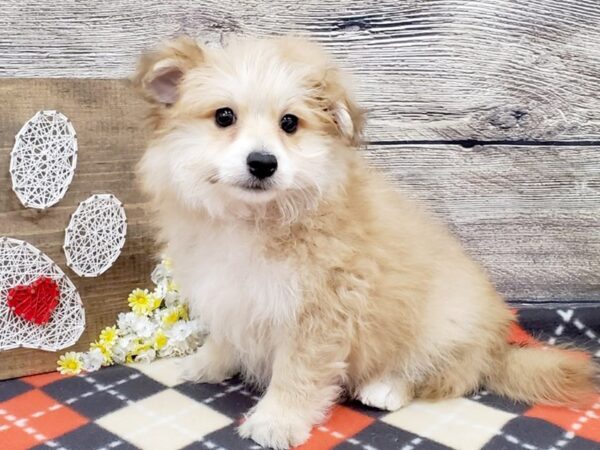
[
  {"xmin": 64, "ymin": 194, "xmax": 127, "ymax": 277},
  {"xmin": 10, "ymin": 110, "xmax": 78, "ymax": 209},
  {"xmin": 0, "ymin": 237, "xmax": 85, "ymax": 352}
]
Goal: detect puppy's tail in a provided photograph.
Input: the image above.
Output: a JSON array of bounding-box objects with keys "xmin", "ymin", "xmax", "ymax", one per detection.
[{"xmin": 486, "ymin": 344, "xmax": 598, "ymax": 405}]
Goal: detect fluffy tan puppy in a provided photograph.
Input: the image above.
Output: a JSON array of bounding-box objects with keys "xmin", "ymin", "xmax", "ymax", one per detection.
[{"xmin": 134, "ymin": 36, "xmax": 597, "ymax": 449}]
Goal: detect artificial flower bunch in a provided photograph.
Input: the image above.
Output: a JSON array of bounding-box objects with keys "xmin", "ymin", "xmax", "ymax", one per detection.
[{"xmin": 57, "ymin": 258, "xmax": 204, "ymax": 375}]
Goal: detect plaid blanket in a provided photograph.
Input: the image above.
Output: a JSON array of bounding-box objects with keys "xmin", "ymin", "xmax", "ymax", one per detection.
[{"xmin": 1, "ymin": 306, "xmax": 599, "ymax": 450}]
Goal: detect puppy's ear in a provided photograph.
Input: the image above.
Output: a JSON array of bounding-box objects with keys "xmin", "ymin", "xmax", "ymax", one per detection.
[
  {"xmin": 134, "ymin": 36, "xmax": 204, "ymax": 105},
  {"xmin": 323, "ymin": 70, "xmax": 365, "ymax": 146},
  {"xmin": 276, "ymin": 37, "xmax": 364, "ymax": 145}
]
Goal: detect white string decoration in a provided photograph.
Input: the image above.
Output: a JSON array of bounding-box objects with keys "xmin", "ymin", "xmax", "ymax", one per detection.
[
  {"xmin": 10, "ymin": 110, "xmax": 78, "ymax": 209},
  {"xmin": 64, "ymin": 194, "xmax": 127, "ymax": 277},
  {"xmin": 0, "ymin": 237, "xmax": 85, "ymax": 352}
]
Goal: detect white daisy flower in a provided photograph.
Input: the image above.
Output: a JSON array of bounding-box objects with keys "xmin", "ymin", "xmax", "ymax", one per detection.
[
  {"xmin": 131, "ymin": 315, "xmax": 157, "ymax": 339},
  {"xmin": 166, "ymin": 321, "xmax": 194, "ymax": 342},
  {"xmin": 111, "ymin": 335, "xmax": 137, "ymax": 363},
  {"xmin": 111, "ymin": 345, "xmax": 127, "ymax": 364},
  {"xmin": 116, "ymin": 311, "xmax": 138, "ymax": 333},
  {"xmin": 81, "ymin": 348, "xmax": 104, "ymax": 372}
]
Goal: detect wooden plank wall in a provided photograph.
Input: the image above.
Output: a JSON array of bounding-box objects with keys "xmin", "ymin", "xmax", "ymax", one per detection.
[
  {"xmin": 3, "ymin": 0, "xmax": 600, "ymax": 142},
  {"xmin": 0, "ymin": 0, "xmax": 599, "ymax": 376}
]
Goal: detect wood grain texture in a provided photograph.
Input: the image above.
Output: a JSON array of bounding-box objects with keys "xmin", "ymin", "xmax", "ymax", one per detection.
[
  {"xmin": 363, "ymin": 143, "xmax": 600, "ymax": 303},
  {"xmin": 0, "ymin": 79, "xmax": 155, "ymax": 380},
  {"xmin": 2, "ymin": 0, "xmax": 600, "ymax": 141}
]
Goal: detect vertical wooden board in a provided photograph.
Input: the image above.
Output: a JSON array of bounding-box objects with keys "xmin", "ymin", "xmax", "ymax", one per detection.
[
  {"xmin": 0, "ymin": 79, "xmax": 156, "ymax": 379},
  {"xmin": 362, "ymin": 144, "xmax": 600, "ymax": 302}
]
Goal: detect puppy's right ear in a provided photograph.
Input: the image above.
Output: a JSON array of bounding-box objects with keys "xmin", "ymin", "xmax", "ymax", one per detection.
[{"xmin": 134, "ymin": 36, "xmax": 204, "ymax": 105}]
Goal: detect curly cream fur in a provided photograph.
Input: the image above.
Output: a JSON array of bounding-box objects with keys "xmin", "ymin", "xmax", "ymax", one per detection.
[{"xmin": 135, "ymin": 36, "xmax": 598, "ymax": 449}]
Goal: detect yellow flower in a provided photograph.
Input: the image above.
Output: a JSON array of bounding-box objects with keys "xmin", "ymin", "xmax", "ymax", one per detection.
[
  {"xmin": 161, "ymin": 305, "xmax": 189, "ymax": 327},
  {"xmin": 162, "ymin": 308, "xmax": 180, "ymax": 328},
  {"xmin": 153, "ymin": 329, "xmax": 168, "ymax": 350},
  {"xmin": 90, "ymin": 341, "xmax": 113, "ymax": 365},
  {"xmin": 57, "ymin": 352, "xmax": 83, "ymax": 375},
  {"xmin": 99, "ymin": 326, "xmax": 118, "ymax": 348},
  {"xmin": 163, "ymin": 258, "xmax": 173, "ymax": 271},
  {"xmin": 128, "ymin": 288, "xmax": 160, "ymax": 315}
]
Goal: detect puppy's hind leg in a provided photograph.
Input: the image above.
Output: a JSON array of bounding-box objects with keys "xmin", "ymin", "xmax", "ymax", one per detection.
[
  {"xmin": 357, "ymin": 377, "xmax": 413, "ymax": 411},
  {"xmin": 179, "ymin": 337, "xmax": 239, "ymax": 383}
]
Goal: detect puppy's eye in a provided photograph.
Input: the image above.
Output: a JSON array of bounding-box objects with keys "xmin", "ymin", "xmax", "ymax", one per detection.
[
  {"xmin": 215, "ymin": 108, "xmax": 236, "ymax": 128},
  {"xmin": 280, "ymin": 114, "xmax": 298, "ymax": 134}
]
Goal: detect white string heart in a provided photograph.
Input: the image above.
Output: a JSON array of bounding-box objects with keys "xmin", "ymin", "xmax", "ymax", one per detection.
[{"xmin": 0, "ymin": 237, "xmax": 85, "ymax": 352}]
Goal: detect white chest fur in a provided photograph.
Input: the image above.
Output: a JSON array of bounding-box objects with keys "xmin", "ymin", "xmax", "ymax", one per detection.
[{"xmin": 166, "ymin": 217, "xmax": 300, "ymax": 383}]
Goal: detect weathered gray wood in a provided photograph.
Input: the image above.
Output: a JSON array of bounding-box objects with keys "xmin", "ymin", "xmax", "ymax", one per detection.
[
  {"xmin": 2, "ymin": 0, "xmax": 600, "ymax": 141},
  {"xmin": 362, "ymin": 143, "xmax": 600, "ymax": 303}
]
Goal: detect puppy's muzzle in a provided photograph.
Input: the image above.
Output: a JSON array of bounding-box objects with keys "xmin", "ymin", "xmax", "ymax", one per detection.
[{"xmin": 247, "ymin": 151, "xmax": 277, "ymax": 180}]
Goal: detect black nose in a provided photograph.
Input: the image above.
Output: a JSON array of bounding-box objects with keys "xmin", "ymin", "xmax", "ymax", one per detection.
[{"xmin": 247, "ymin": 151, "xmax": 278, "ymax": 180}]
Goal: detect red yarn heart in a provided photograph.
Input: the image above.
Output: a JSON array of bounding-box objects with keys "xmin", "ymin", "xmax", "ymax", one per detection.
[{"xmin": 7, "ymin": 276, "xmax": 61, "ymax": 325}]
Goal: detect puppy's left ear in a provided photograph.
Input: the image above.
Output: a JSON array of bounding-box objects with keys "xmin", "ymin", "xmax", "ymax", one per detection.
[
  {"xmin": 275, "ymin": 37, "xmax": 364, "ymax": 145},
  {"xmin": 326, "ymin": 73, "xmax": 365, "ymax": 146},
  {"xmin": 134, "ymin": 36, "xmax": 204, "ymax": 105}
]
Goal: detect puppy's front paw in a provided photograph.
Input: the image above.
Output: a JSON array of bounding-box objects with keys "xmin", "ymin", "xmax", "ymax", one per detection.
[
  {"xmin": 179, "ymin": 341, "xmax": 237, "ymax": 384},
  {"xmin": 238, "ymin": 402, "xmax": 312, "ymax": 449}
]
